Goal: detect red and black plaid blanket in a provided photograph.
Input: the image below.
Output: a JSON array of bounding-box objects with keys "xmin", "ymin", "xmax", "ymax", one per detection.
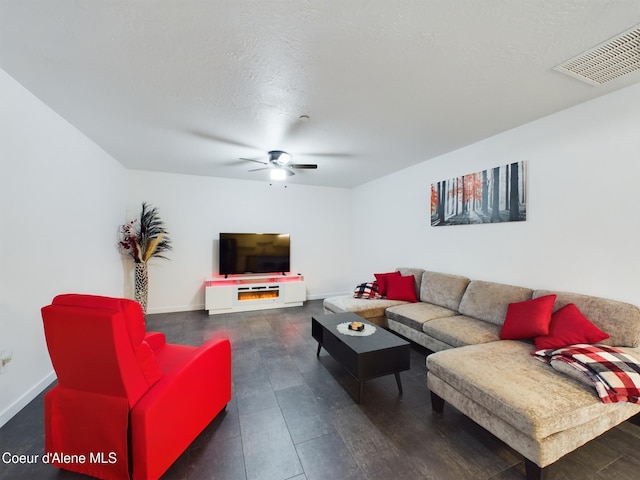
[{"xmin": 534, "ymin": 344, "xmax": 640, "ymax": 404}]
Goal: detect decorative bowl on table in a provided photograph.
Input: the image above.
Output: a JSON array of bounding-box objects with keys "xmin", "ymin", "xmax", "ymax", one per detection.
[{"xmin": 348, "ymin": 321, "xmax": 365, "ymax": 332}]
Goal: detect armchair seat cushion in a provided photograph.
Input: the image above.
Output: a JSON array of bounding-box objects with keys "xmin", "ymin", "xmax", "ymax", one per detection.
[{"xmin": 153, "ymin": 343, "xmax": 200, "ymax": 372}]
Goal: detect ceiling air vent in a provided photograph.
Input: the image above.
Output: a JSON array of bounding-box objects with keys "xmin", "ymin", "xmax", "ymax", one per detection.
[{"xmin": 553, "ymin": 24, "xmax": 640, "ymax": 86}]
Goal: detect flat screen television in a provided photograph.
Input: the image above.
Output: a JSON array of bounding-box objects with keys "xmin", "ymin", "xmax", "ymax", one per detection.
[{"xmin": 219, "ymin": 233, "xmax": 290, "ymax": 276}]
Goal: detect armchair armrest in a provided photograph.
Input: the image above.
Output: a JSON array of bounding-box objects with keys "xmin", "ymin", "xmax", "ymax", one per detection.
[
  {"xmin": 144, "ymin": 331, "xmax": 166, "ymax": 350},
  {"xmin": 129, "ymin": 337, "xmax": 231, "ymax": 480}
]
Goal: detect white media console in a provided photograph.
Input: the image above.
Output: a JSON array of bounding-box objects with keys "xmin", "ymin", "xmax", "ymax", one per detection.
[{"xmin": 204, "ymin": 274, "xmax": 306, "ymax": 315}]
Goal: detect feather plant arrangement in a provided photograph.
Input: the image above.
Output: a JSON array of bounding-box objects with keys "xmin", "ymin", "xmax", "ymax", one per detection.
[
  {"xmin": 118, "ymin": 202, "xmax": 172, "ymax": 314},
  {"xmin": 119, "ymin": 202, "xmax": 172, "ymax": 263}
]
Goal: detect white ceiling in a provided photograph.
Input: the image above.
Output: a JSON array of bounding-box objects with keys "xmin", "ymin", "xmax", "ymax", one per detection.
[{"xmin": 2, "ymin": 1, "xmax": 640, "ymax": 188}]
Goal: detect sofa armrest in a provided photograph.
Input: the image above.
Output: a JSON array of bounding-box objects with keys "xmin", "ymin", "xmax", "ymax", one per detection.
[{"xmin": 130, "ymin": 338, "xmax": 231, "ymax": 480}]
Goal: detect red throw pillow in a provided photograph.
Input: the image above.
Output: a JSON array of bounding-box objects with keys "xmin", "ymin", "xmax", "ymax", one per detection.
[
  {"xmin": 499, "ymin": 295, "xmax": 556, "ymax": 340},
  {"xmin": 534, "ymin": 303, "xmax": 610, "ymax": 350},
  {"xmin": 374, "ymin": 271, "xmax": 401, "ymax": 296},
  {"xmin": 386, "ymin": 275, "xmax": 417, "ymax": 302}
]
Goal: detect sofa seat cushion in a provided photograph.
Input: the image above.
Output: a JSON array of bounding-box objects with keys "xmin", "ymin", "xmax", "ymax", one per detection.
[
  {"xmin": 385, "ymin": 302, "xmax": 457, "ymax": 331},
  {"xmin": 323, "ymin": 295, "xmax": 407, "ymax": 321},
  {"xmin": 427, "ymin": 340, "xmax": 640, "ymax": 440},
  {"xmin": 422, "ymin": 315, "xmax": 501, "ymax": 348}
]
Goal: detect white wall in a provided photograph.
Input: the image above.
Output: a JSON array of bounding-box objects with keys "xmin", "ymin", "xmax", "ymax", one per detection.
[
  {"xmin": 3, "ymin": 65, "xmax": 640, "ymax": 428},
  {"xmin": 126, "ymin": 171, "xmax": 352, "ymax": 312},
  {"xmin": 0, "ymin": 69, "xmax": 127, "ymax": 427},
  {"xmin": 351, "ymin": 82, "xmax": 640, "ymax": 307}
]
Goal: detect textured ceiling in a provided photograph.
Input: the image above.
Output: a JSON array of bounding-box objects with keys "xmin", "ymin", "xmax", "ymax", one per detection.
[{"xmin": 2, "ymin": 1, "xmax": 640, "ymax": 187}]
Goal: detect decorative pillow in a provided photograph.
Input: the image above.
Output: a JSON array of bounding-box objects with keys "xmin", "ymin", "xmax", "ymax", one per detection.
[
  {"xmin": 534, "ymin": 303, "xmax": 610, "ymax": 350},
  {"xmin": 353, "ymin": 282, "xmax": 382, "ymax": 299},
  {"xmin": 499, "ymin": 294, "xmax": 556, "ymax": 340},
  {"xmin": 386, "ymin": 275, "xmax": 417, "ymax": 302},
  {"xmin": 374, "ymin": 271, "xmax": 401, "ymax": 296}
]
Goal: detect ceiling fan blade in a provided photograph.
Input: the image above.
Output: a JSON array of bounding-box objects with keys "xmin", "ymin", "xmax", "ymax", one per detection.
[
  {"xmin": 248, "ymin": 167, "xmax": 270, "ymax": 172},
  {"xmin": 240, "ymin": 157, "xmax": 269, "ymax": 165},
  {"xmin": 189, "ymin": 130, "xmax": 258, "ymax": 150},
  {"xmin": 299, "ymin": 152, "xmax": 355, "ymax": 158},
  {"xmin": 290, "ymin": 164, "xmax": 318, "ymax": 169}
]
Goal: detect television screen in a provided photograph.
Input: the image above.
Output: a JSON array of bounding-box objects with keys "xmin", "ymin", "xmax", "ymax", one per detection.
[{"xmin": 219, "ymin": 233, "xmax": 290, "ymax": 275}]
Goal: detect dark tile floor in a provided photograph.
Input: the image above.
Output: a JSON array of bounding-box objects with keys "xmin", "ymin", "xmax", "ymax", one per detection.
[{"xmin": 2, "ymin": 299, "xmax": 640, "ymax": 479}]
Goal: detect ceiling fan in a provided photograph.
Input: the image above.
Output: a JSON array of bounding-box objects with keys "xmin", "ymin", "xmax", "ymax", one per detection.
[{"xmin": 240, "ymin": 150, "xmax": 318, "ymax": 180}]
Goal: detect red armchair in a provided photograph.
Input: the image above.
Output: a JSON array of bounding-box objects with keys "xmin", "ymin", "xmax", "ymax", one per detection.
[{"xmin": 41, "ymin": 294, "xmax": 231, "ymax": 480}]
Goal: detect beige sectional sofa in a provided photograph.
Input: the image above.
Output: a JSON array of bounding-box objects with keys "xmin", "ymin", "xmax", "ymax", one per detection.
[{"xmin": 323, "ymin": 268, "xmax": 640, "ymax": 480}]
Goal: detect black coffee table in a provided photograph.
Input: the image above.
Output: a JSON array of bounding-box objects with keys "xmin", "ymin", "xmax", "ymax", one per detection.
[{"xmin": 312, "ymin": 313, "xmax": 410, "ymax": 403}]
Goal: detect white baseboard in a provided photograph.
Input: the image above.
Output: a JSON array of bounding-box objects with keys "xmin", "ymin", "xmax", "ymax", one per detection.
[
  {"xmin": 308, "ymin": 292, "xmax": 349, "ymax": 300},
  {"xmin": 0, "ymin": 370, "xmax": 56, "ymax": 428},
  {"xmin": 146, "ymin": 295, "xmax": 351, "ymax": 313},
  {"xmin": 146, "ymin": 304, "xmax": 205, "ymax": 315}
]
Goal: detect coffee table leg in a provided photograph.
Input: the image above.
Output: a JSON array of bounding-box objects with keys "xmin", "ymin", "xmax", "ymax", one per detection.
[
  {"xmin": 316, "ymin": 342, "xmax": 322, "ymax": 356},
  {"xmin": 395, "ymin": 372, "xmax": 403, "ymax": 395}
]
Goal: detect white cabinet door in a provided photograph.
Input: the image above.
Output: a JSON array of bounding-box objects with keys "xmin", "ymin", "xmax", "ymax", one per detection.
[
  {"xmin": 205, "ymin": 286, "xmax": 234, "ymax": 312},
  {"xmin": 284, "ymin": 282, "xmax": 306, "ymax": 304}
]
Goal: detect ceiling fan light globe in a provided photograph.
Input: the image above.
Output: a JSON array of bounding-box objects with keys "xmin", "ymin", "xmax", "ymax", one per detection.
[
  {"xmin": 268, "ymin": 150, "xmax": 292, "ymax": 165},
  {"xmin": 270, "ymin": 168, "xmax": 287, "ymax": 181},
  {"xmin": 279, "ymin": 152, "xmax": 292, "ymax": 164}
]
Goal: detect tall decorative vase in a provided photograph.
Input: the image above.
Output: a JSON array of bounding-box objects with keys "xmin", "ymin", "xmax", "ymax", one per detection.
[{"xmin": 134, "ymin": 261, "xmax": 149, "ymax": 314}]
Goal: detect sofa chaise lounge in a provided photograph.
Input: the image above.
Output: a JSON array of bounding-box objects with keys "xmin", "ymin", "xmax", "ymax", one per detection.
[{"xmin": 323, "ymin": 268, "xmax": 640, "ymax": 479}]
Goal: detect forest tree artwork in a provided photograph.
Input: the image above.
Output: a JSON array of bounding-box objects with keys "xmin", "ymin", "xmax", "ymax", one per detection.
[{"xmin": 431, "ymin": 161, "xmax": 526, "ymax": 226}]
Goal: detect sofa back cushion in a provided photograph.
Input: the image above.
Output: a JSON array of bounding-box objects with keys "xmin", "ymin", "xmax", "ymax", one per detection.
[
  {"xmin": 533, "ymin": 290, "xmax": 640, "ymax": 348},
  {"xmin": 396, "ymin": 268, "xmax": 425, "ymax": 299},
  {"xmin": 458, "ymin": 280, "xmax": 533, "ymax": 326},
  {"xmin": 420, "ymin": 271, "xmax": 470, "ymax": 311}
]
